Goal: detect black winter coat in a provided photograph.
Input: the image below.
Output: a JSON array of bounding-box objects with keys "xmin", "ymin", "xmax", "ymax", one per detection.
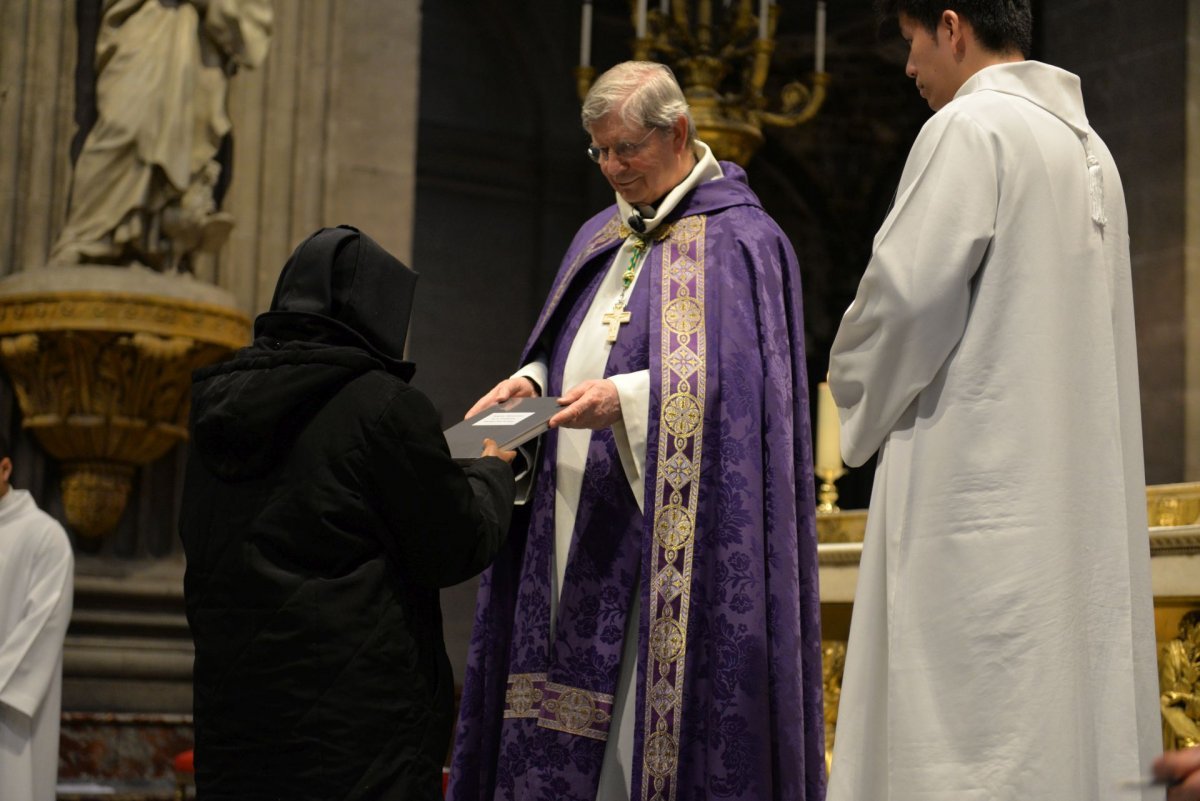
[
  {"xmin": 180, "ymin": 228, "xmax": 515, "ymax": 801},
  {"xmin": 182, "ymin": 342, "xmax": 514, "ymax": 800}
]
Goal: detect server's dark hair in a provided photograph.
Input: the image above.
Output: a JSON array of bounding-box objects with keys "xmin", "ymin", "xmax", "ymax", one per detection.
[{"xmin": 875, "ymin": 0, "xmax": 1032, "ymax": 58}]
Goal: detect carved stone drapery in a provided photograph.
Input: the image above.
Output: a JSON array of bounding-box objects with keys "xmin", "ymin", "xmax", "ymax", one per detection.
[{"xmin": 0, "ymin": 266, "xmax": 249, "ymax": 538}]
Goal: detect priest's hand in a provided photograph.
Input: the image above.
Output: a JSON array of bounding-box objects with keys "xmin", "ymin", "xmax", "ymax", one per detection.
[
  {"xmin": 1155, "ymin": 747, "xmax": 1200, "ymax": 800},
  {"xmin": 465, "ymin": 377, "xmax": 540, "ymax": 419},
  {"xmin": 551, "ymin": 379, "xmax": 621, "ymax": 430}
]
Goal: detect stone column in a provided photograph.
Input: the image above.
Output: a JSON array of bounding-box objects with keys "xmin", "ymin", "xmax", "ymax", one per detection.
[
  {"xmin": 217, "ymin": 0, "xmax": 421, "ymax": 318},
  {"xmin": 0, "ymin": 0, "xmax": 77, "ymax": 275},
  {"xmin": 1187, "ymin": 3, "xmax": 1200, "ymax": 478}
]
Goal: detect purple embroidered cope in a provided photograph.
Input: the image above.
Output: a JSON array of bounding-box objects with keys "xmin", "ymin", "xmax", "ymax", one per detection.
[{"xmin": 449, "ymin": 163, "xmax": 825, "ymax": 801}]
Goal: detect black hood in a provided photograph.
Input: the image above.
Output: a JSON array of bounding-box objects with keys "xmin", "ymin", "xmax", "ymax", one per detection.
[
  {"xmin": 190, "ymin": 226, "xmax": 419, "ymax": 481},
  {"xmin": 254, "ymin": 225, "xmax": 418, "ymax": 381}
]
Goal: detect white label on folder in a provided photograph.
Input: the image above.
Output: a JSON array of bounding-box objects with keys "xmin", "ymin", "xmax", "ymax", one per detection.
[{"xmin": 474, "ymin": 412, "xmax": 535, "ymax": 426}]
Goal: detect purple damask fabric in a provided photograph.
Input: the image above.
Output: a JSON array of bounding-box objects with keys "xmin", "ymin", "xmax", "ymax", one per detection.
[{"xmin": 449, "ymin": 164, "xmax": 824, "ymax": 801}]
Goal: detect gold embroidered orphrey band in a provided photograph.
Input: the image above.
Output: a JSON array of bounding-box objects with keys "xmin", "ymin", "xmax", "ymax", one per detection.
[
  {"xmin": 641, "ymin": 215, "xmax": 706, "ymax": 801},
  {"xmin": 502, "ymin": 672, "xmax": 615, "ymax": 742}
]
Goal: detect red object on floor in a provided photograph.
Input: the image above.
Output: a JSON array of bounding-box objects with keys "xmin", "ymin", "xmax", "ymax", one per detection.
[
  {"xmin": 174, "ymin": 749, "xmax": 196, "ymax": 800},
  {"xmin": 173, "ymin": 749, "xmax": 194, "ymax": 774},
  {"xmin": 443, "ymin": 766, "xmax": 450, "ymax": 797}
]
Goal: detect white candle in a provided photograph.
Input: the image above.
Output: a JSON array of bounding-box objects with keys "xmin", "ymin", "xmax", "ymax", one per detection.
[
  {"xmin": 580, "ymin": 0, "xmax": 593, "ymax": 67},
  {"xmin": 758, "ymin": 0, "xmax": 769, "ymax": 40},
  {"xmin": 637, "ymin": 0, "xmax": 648, "ymax": 37},
  {"xmin": 816, "ymin": 381, "xmax": 843, "ymax": 474},
  {"xmin": 815, "ymin": 1, "xmax": 827, "ymax": 73}
]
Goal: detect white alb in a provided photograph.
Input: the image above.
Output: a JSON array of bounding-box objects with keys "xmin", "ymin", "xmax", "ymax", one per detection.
[
  {"xmin": 0, "ymin": 488, "xmax": 74, "ymax": 801},
  {"xmin": 828, "ymin": 61, "xmax": 1160, "ymax": 801}
]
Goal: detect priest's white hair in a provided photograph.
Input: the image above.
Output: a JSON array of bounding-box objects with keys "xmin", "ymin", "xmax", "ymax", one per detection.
[{"xmin": 581, "ymin": 61, "xmax": 696, "ymax": 142}]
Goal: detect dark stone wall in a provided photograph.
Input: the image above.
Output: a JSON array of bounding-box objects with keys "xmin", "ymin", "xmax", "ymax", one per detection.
[
  {"xmin": 1040, "ymin": 0, "xmax": 1188, "ymax": 483},
  {"xmin": 410, "ymin": 1, "xmax": 593, "ymax": 425}
]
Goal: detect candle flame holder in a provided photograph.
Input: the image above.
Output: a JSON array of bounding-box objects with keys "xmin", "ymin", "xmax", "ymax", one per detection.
[{"xmin": 816, "ymin": 465, "xmax": 845, "ymax": 515}]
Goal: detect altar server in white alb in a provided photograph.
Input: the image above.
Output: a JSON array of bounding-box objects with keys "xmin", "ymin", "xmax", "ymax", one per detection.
[
  {"xmin": 0, "ymin": 433, "xmax": 74, "ymax": 801},
  {"xmin": 827, "ymin": 2, "xmax": 1160, "ymax": 799}
]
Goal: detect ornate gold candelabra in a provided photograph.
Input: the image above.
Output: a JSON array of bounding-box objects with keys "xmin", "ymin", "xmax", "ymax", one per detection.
[{"xmin": 576, "ymin": 0, "xmax": 829, "ymax": 166}]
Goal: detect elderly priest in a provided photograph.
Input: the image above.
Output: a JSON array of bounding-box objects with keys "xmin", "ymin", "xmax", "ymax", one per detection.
[{"xmin": 449, "ymin": 61, "xmax": 825, "ymax": 801}]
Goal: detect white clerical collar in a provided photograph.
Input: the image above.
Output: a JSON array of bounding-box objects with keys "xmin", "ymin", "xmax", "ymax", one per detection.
[{"xmin": 616, "ymin": 140, "xmax": 723, "ymax": 236}]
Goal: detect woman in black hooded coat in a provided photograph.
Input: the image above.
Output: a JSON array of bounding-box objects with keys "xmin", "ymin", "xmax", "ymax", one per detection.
[{"xmin": 180, "ymin": 226, "xmax": 516, "ymax": 800}]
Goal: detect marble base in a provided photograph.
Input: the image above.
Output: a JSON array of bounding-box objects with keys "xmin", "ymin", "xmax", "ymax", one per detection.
[{"xmin": 58, "ymin": 712, "xmax": 192, "ymax": 797}]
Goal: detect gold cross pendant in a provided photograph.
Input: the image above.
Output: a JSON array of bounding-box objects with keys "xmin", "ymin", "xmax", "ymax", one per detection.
[{"xmin": 601, "ymin": 303, "xmax": 631, "ymax": 343}]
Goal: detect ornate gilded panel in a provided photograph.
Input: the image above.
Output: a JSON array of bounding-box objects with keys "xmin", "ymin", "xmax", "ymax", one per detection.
[{"xmin": 0, "ymin": 278, "xmax": 250, "ymax": 538}]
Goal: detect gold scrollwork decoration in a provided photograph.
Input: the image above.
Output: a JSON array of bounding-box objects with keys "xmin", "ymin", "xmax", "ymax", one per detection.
[
  {"xmin": 644, "ymin": 730, "xmax": 678, "ymax": 778},
  {"xmin": 662, "ymin": 392, "xmax": 702, "ymax": 438},
  {"xmin": 0, "ymin": 292, "xmax": 248, "ymax": 350},
  {"xmin": 0, "ymin": 286, "xmax": 250, "ymax": 538},
  {"xmin": 822, "ymin": 640, "xmax": 847, "ymax": 775},
  {"xmin": 650, "ymin": 617, "xmax": 686, "ymax": 663},
  {"xmin": 1148, "ymin": 483, "xmax": 1200, "ymax": 528},
  {"xmin": 665, "ymin": 347, "xmax": 701, "ymax": 379},
  {"xmin": 654, "ymin": 567, "xmax": 686, "ymax": 602},
  {"xmin": 663, "ymin": 298, "xmax": 703, "ymax": 335},
  {"xmin": 505, "ymin": 674, "xmax": 544, "ymax": 718},
  {"xmin": 1161, "ymin": 610, "xmax": 1200, "ymax": 750},
  {"xmin": 653, "ymin": 504, "xmax": 695, "ymax": 551},
  {"xmin": 547, "ymin": 689, "xmax": 597, "ymax": 734}
]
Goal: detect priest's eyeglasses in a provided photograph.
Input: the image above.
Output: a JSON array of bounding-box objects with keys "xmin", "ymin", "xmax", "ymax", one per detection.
[{"xmin": 587, "ymin": 128, "xmax": 658, "ymax": 164}]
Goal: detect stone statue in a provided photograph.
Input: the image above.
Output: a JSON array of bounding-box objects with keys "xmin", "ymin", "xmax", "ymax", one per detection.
[
  {"xmin": 50, "ymin": 0, "xmax": 273, "ymax": 273},
  {"xmin": 1161, "ymin": 610, "xmax": 1200, "ymax": 749}
]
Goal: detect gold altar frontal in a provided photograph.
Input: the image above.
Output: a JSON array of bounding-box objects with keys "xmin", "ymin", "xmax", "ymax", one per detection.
[{"xmin": 816, "ymin": 482, "xmax": 1200, "ymax": 769}]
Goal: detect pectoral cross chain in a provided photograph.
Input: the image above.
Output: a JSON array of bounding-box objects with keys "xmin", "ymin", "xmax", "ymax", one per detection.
[
  {"xmin": 602, "ymin": 304, "xmax": 632, "ymax": 343},
  {"xmin": 600, "ymin": 237, "xmax": 647, "ymax": 343}
]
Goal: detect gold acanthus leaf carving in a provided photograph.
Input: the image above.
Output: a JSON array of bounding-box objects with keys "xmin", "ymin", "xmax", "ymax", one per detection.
[
  {"xmin": 0, "ymin": 288, "xmax": 249, "ymax": 538},
  {"xmin": 0, "ymin": 330, "xmax": 211, "ymax": 428},
  {"xmin": 0, "ymin": 333, "xmax": 39, "ymax": 359}
]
